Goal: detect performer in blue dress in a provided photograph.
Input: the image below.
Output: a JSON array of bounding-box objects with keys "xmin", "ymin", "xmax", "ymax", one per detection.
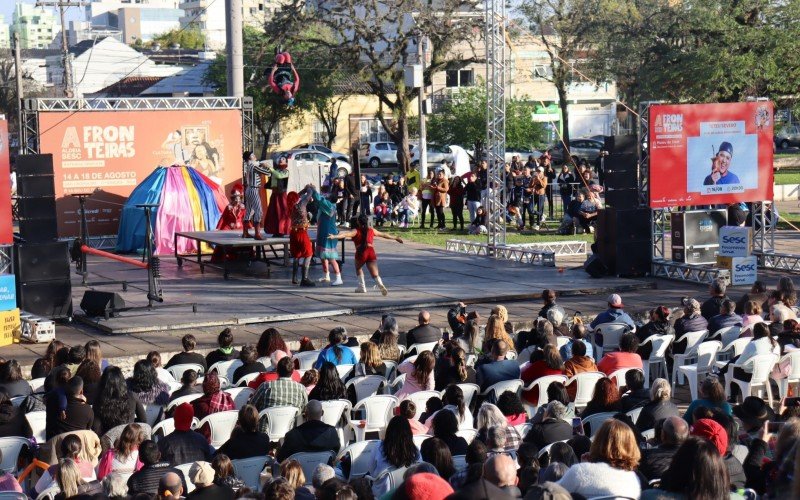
[{"xmin": 309, "ymin": 185, "xmax": 343, "ymax": 286}]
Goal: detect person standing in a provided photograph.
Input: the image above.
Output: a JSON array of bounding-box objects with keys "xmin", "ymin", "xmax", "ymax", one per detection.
[
  {"xmin": 359, "ymin": 175, "xmax": 372, "ymax": 216},
  {"xmin": 531, "ymin": 167, "xmax": 548, "ymax": 230},
  {"xmin": 448, "ymin": 175, "xmax": 465, "ymax": 231},
  {"xmin": 242, "ymin": 152, "xmax": 270, "ymax": 240},
  {"xmin": 431, "ymin": 169, "xmax": 449, "ymax": 230},
  {"xmin": 521, "ymin": 167, "xmax": 535, "ymax": 230},
  {"xmin": 419, "ymin": 170, "xmax": 435, "ymax": 228},
  {"xmin": 464, "ymin": 174, "xmax": 481, "ymax": 223},
  {"xmin": 344, "ymin": 171, "xmax": 359, "ymax": 223},
  {"xmin": 543, "ymin": 159, "xmax": 556, "ymax": 219},
  {"xmin": 309, "ymin": 185, "xmax": 343, "ymax": 286},
  {"xmin": 264, "ymin": 156, "xmax": 291, "ymax": 237},
  {"xmin": 556, "ymin": 165, "xmax": 575, "ymax": 208},
  {"xmin": 288, "ymin": 190, "xmax": 315, "ymax": 287}
]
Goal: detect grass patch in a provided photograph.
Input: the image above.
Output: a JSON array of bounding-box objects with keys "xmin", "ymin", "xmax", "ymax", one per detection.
[{"xmin": 775, "ymin": 171, "xmax": 800, "ymax": 185}]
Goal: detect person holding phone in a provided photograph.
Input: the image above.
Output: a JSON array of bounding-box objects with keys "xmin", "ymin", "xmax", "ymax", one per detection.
[{"xmin": 703, "ymin": 141, "xmax": 741, "ymax": 186}]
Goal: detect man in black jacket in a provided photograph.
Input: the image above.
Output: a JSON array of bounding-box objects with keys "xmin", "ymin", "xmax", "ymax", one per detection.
[
  {"xmin": 46, "ymin": 375, "xmax": 94, "ymax": 440},
  {"xmin": 638, "ymin": 416, "xmax": 688, "ymax": 481},
  {"xmin": 525, "ymin": 401, "xmax": 572, "ymax": 450},
  {"xmin": 157, "ymin": 403, "xmax": 213, "ymax": 466},
  {"xmin": 128, "ymin": 440, "xmax": 188, "ymax": 495},
  {"xmin": 701, "ymin": 278, "xmax": 731, "ymax": 321},
  {"xmin": 344, "ymin": 171, "xmax": 359, "ymax": 223},
  {"xmin": 619, "ymin": 370, "xmax": 650, "ymax": 411},
  {"xmin": 406, "ymin": 310, "xmax": 442, "ymax": 346},
  {"xmin": 276, "ymin": 400, "xmax": 339, "ymax": 462},
  {"xmin": 165, "ymin": 334, "xmax": 208, "ymax": 371}
]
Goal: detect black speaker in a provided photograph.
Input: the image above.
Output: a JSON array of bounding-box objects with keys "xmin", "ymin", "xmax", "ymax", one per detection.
[
  {"xmin": 595, "ymin": 207, "xmax": 652, "ymax": 277},
  {"xmin": 615, "ymin": 240, "xmax": 653, "ymax": 277},
  {"xmin": 18, "ymin": 218, "xmax": 58, "ymax": 244},
  {"xmin": 603, "ymin": 135, "xmax": 637, "ymax": 155},
  {"xmin": 584, "ymin": 254, "xmax": 608, "ymax": 278},
  {"xmin": 17, "ymin": 197, "xmax": 56, "ymax": 220},
  {"xmin": 16, "ymin": 154, "xmax": 54, "ymax": 176},
  {"xmin": 604, "ymin": 189, "xmax": 640, "ymax": 209},
  {"xmin": 80, "ymin": 291, "xmax": 125, "ymax": 317},
  {"xmin": 17, "ymin": 279, "xmax": 72, "ymax": 318},
  {"xmin": 17, "ymin": 176, "xmax": 55, "ymax": 197},
  {"xmin": 14, "ymin": 242, "xmax": 70, "ymax": 282},
  {"xmin": 604, "ymin": 154, "xmax": 638, "ymax": 188},
  {"xmin": 616, "ymin": 208, "xmax": 652, "ymax": 240}
]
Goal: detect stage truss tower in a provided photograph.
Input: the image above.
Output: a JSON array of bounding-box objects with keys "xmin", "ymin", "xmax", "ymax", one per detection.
[{"xmin": 485, "ymin": 0, "xmax": 506, "ymax": 247}]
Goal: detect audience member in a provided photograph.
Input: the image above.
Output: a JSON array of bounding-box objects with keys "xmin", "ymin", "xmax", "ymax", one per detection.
[
  {"xmin": 192, "ymin": 371, "xmax": 235, "ymax": 422},
  {"xmin": 0, "ymin": 391, "xmax": 29, "ymax": 438},
  {"xmin": 232, "ymin": 344, "xmax": 267, "ymax": 384},
  {"xmin": 559, "ymin": 323, "xmax": 593, "ymax": 361},
  {"xmin": 186, "ymin": 460, "xmax": 234, "ymax": 500},
  {"xmin": 165, "ymin": 334, "xmax": 207, "ymax": 371},
  {"xmin": 589, "ymin": 294, "xmax": 635, "ymax": 330},
  {"xmin": 638, "ymin": 416, "xmax": 689, "ymax": 480},
  {"xmin": 0, "ymin": 360, "xmax": 31, "ymax": 398},
  {"xmin": 127, "ymin": 359, "xmax": 170, "ymax": 406},
  {"xmin": 736, "ymin": 280, "xmax": 768, "ymax": 314},
  {"xmin": 707, "ymin": 299, "xmax": 743, "ymax": 337},
  {"xmin": 215, "ymin": 405, "xmax": 271, "ymax": 460},
  {"xmin": 54, "ymin": 458, "xmax": 104, "ymax": 500},
  {"xmin": 256, "ymin": 328, "xmax": 292, "ymax": 360},
  {"xmin": 314, "ymin": 327, "xmax": 357, "ymax": 368},
  {"xmin": 156, "ymin": 471, "xmax": 183, "ymax": 500},
  {"xmin": 407, "ymin": 311, "xmax": 442, "ymax": 346},
  {"xmin": 581, "ymin": 378, "xmax": 621, "ymax": 418},
  {"xmin": 475, "ymin": 341, "xmax": 520, "ymax": 392},
  {"xmin": 684, "ymin": 376, "xmax": 732, "ymax": 424},
  {"xmin": 597, "ymin": 333, "xmax": 643, "ymax": 375},
  {"xmin": 673, "ymin": 297, "xmax": 708, "ymax": 337},
  {"xmin": 157, "ymin": 403, "xmax": 212, "ymax": 466},
  {"xmin": 643, "ymin": 437, "xmax": 731, "ymax": 499},
  {"xmin": 526, "ymin": 400, "xmax": 572, "ymax": 449},
  {"xmin": 251, "ymin": 356, "xmax": 308, "ymax": 418},
  {"xmin": 701, "ymin": 278, "xmax": 731, "ymax": 320},
  {"xmin": 127, "ymin": 440, "xmax": 187, "ymax": 495},
  {"xmin": 169, "ymin": 369, "xmax": 202, "ymax": 402},
  {"xmin": 46, "ymin": 376, "xmax": 94, "ymax": 440},
  {"xmin": 276, "ymin": 400, "xmax": 340, "ymax": 461},
  {"xmin": 521, "ymin": 344, "xmax": 564, "ymax": 405},
  {"xmin": 206, "ymin": 328, "xmax": 241, "ymax": 368},
  {"xmin": 619, "ymin": 368, "xmax": 649, "ymax": 411},
  {"xmin": 97, "ymin": 423, "xmax": 144, "ymax": 480},
  {"xmin": 396, "ymin": 351, "xmax": 436, "ymax": 398},
  {"xmin": 636, "ymin": 378, "xmax": 679, "ymax": 431}
]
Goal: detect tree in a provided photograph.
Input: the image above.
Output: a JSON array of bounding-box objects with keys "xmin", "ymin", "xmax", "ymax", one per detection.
[
  {"xmin": 427, "ymin": 85, "xmax": 547, "ymax": 157},
  {"xmin": 151, "ymin": 25, "xmax": 206, "ymax": 50},
  {"xmin": 0, "ymin": 52, "xmax": 44, "ymax": 137},
  {"xmin": 518, "ymin": 0, "xmax": 595, "ymax": 148},
  {"xmin": 265, "ymin": 0, "xmax": 483, "ymax": 173},
  {"xmin": 306, "ymin": 69, "xmax": 354, "ymax": 149}
]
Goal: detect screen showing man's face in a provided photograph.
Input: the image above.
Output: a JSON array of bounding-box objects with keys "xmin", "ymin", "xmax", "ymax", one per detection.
[{"xmin": 717, "ymin": 151, "xmax": 732, "ymax": 174}]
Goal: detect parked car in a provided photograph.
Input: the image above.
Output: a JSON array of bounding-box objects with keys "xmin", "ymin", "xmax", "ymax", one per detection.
[
  {"xmin": 505, "ymin": 149, "xmax": 542, "ymax": 164},
  {"xmin": 409, "ymin": 143, "xmax": 454, "ymax": 167},
  {"xmin": 279, "ymin": 149, "xmax": 352, "ymax": 178},
  {"xmin": 549, "ymin": 138, "xmax": 604, "ymax": 164},
  {"xmin": 775, "ymin": 125, "xmax": 800, "ymax": 149},
  {"xmin": 292, "ymin": 143, "xmax": 349, "ymax": 162},
  {"xmin": 359, "ymin": 141, "xmax": 399, "ymax": 168}
]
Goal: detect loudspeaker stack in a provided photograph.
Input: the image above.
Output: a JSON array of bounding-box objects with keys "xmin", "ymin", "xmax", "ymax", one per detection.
[
  {"xmin": 602, "ymin": 135, "xmax": 639, "ymax": 210},
  {"xmin": 14, "ymin": 154, "xmax": 72, "ymax": 319},
  {"xmin": 595, "ymin": 206, "xmax": 652, "ymax": 277}
]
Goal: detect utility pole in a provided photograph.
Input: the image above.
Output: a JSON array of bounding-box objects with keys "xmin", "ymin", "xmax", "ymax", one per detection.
[
  {"xmin": 417, "ymin": 35, "xmax": 430, "ymax": 179},
  {"xmin": 13, "ymin": 32, "xmax": 23, "ymax": 152},
  {"xmin": 225, "ymin": 0, "xmax": 244, "ymax": 97},
  {"xmin": 36, "ymin": 1, "xmax": 84, "ymax": 98}
]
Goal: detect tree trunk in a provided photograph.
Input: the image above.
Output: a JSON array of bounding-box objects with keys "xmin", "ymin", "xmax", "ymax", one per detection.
[
  {"xmin": 396, "ymin": 115, "xmax": 411, "ymax": 174},
  {"xmin": 257, "ymin": 122, "xmax": 272, "ymax": 160},
  {"xmin": 557, "ymin": 85, "xmax": 571, "ymax": 160}
]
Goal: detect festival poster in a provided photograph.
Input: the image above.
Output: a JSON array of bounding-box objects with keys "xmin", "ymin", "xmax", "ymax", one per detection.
[
  {"xmin": 37, "ymin": 109, "xmax": 243, "ymax": 237},
  {"xmin": 649, "ymin": 102, "xmax": 774, "ymax": 208},
  {"xmin": 0, "ymin": 120, "xmax": 12, "ymax": 245}
]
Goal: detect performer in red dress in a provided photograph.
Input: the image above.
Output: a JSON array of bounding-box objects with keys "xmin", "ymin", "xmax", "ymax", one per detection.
[
  {"xmin": 329, "ymin": 214, "xmax": 403, "ymax": 295},
  {"xmin": 264, "ymin": 156, "xmax": 291, "ymax": 237},
  {"xmin": 288, "ymin": 189, "xmax": 315, "ymax": 286},
  {"xmin": 212, "ymin": 185, "xmax": 247, "ymax": 262}
]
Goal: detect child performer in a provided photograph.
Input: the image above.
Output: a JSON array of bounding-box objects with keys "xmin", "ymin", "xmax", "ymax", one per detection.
[
  {"xmin": 308, "ymin": 185, "xmax": 343, "ymax": 286},
  {"xmin": 329, "ymin": 214, "xmax": 403, "ymax": 295},
  {"xmin": 288, "ymin": 190, "xmax": 315, "ymax": 287}
]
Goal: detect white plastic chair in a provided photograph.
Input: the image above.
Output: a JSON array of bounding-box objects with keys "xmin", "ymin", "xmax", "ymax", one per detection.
[
  {"xmin": 166, "ymin": 363, "xmax": 205, "ymax": 381},
  {"xmin": 346, "ymin": 375, "xmax": 386, "ymax": 403},
  {"xmin": 481, "ymin": 379, "xmax": 524, "ymax": 402},
  {"xmin": 348, "ymin": 395, "xmax": 398, "ymax": 442},
  {"xmin": 35, "ymin": 487, "xmax": 59, "ymax": 500},
  {"xmin": 336, "ymin": 364, "xmax": 355, "ymax": 380},
  {"xmin": 725, "ymin": 353, "xmax": 779, "ymax": 406},
  {"xmin": 259, "ymin": 406, "xmax": 300, "ymax": 442},
  {"xmin": 640, "ymin": 334, "xmax": 674, "ymax": 386},
  {"xmin": 523, "ymin": 375, "xmax": 568, "ymax": 409},
  {"xmin": 288, "ymin": 451, "xmax": 336, "ymax": 485},
  {"xmin": 413, "ymin": 434, "xmax": 432, "ymax": 449},
  {"xmin": 447, "ymin": 383, "xmax": 480, "ymax": 409},
  {"xmin": 25, "ymin": 411, "xmax": 47, "ymax": 443},
  {"xmin": 517, "ymin": 346, "xmax": 537, "ymax": 366},
  {"xmin": 556, "ymin": 336, "xmax": 571, "ymax": 349},
  {"xmin": 231, "ymin": 455, "xmax": 269, "ymax": 490},
  {"xmin": 641, "ymin": 428, "xmax": 655, "ymax": 440},
  {"xmin": 407, "ymin": 342, "xmax": 438, "ymax": 356},
  {"xmin": 505, "ymin": 351, "xmax": 517, "ymax": 361},
  {"xmin": 382, "ymin": 361, "xmax": 398, "ymax": 381},
  {"xmin": 592, "ymin": 323, "xmax": 634, "ymax": 361},
  {"xmin": 257, "ymin": 356, "xmax": 273, "ymax": 371},
  {"xmin": 536, "ymin": 439, "xmax": 569, "ymax": 460},
  {"xmin": 9, "ymin": 397, "xmax": 24, "ymax": 408},
  {"xmin": 165, "ymin": 393, "xmax": 203, "ymax": 413},
  {"xmin": 717, "ymin": 338, "xmax": 752, "ymax": 364},
  {"xmin": 0, "ymin": 437, "xmax": 28, "ymax": 474},
  {"xmin": 235, "ymin": 372, "xmax": 261, "ymax": 388},
  {"xmin": 225, "ymin": 387, "xmax": 255, "ymax": 409},
  {"xmin": 455, "ymin": 428, "xmax": 478, "ymax": 444},
  {"xmin": 0, "ymin": 492, "xmax": 28, "ymax": 499},
  {"xmin": 401, "ymin": 390, "xmax": 442, "ymax": 420},
  {"xmin": 714, "ymin": 326, "xmax": 742, "ymax": 345},
  {"xmin": 337, "ymin": 440, "xmax": 381, "ymax": 480},
  {"xmin": 775, "ymin": 351, "xmax": 800, "ymax": 399},
  {"xmin": 671, "ymin": 330, "xmax": 709, "ymax": 385},
  {"xmin": 371, "ymin": 466, "xmax": 408, "ymax": 497},
  {"xmin": 143, "ymin": 404, "xmax": 164, "ymax": 426},
  {"xmin": 294, "ymin": 350, "xmax": 321, "ymax": 370},
  {"xmin": 514, "ymin": 423, "xmax": 533, "ymax": 439},
  {"xmin": 608, "ymin": 368, "xmax": 643, "ymax": 391},
  {"xmin": 567, "ymin": 372, "xmax": 607, "ymax": 409},
  {"xmin": 29, "ymin": 377, "xmax": 46, "ymax": 393},
  {"xmin": 677, "ymin": 340, "xmax": 723, "ymax": 400},
  {"xmin": 197, "ymin": 410, "xmax": 239, "ymax": 448},
  {"xmin": 320, "ymin": 399, "xmax": 353, "ymax": 450},
  {"xmin": 581, "ymin": 411, "xmax": 616, "ymax": 437},
  {"xmin": 626, "ymin": 407, "xmax": 643, "ymax": 425},
  {"xmin": 386, "ymin": 374, "xmax": 406, "ymax": 395},
  {"xmin": 208, "ymin": 360, "xmax": 243, "ymax": 388},
  {"xmin": 175, "ymin": 463, "xmax": 196, "ymax": 493},
  {"xmin": 157, "ymin": 367, "xmax": 177, "ymax": 385}
]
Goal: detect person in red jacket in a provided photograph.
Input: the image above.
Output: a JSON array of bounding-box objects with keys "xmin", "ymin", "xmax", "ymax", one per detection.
[
  {"xmin": 521, "ymin": 344, "xmax": 564, "ymax": 405},
  {"xmin": 597, "ymin": 332, "xmax": 643, "ymax": 376}
]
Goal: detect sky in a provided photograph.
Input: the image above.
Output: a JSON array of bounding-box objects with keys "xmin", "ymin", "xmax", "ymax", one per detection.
[{"xmin": 1, "ymin": 0, "xmax": 84, "ymax": 24}]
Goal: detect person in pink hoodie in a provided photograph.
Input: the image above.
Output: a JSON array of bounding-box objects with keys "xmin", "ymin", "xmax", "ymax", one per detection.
[{"xmin": 398, "ymin": 400, "xmax": 428, "ymax": 436}]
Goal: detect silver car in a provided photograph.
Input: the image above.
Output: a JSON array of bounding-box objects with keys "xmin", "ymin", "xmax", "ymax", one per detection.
[
  {"xmin": 359, "ymin": 142, "xmax": 399, "ymax": 168},
  {"xmin": 409, "ymin": 143, "xmax": 454, "ymax": 167},
  {"xmin": 775, "ymin": 125, "xmax": 800, "ymax": 149},
  {"xmin": 549, "ymin": 139, "xmax": 604, "ymax": 164},
  {"xmin": 280, "ymin": 149, "xmax": 351, "ymax": 178},
  {"xmin": 292, "ymin": 143, "xmax": 349, "ymax": 162}
]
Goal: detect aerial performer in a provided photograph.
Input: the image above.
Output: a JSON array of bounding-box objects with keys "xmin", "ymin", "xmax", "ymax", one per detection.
[
  {"xmin": 308, "ymin": 185, "xmax": 343, "ymax": 286},
  {"xmin": 242, "ymin": 151, "xmax": 270, "ymax": 240},
  {"xmin": 329, "ymin": 214, "xmax": 403, "ymax": 295},
  {"xmin": 269, "ymin": 51, "xmax": 300, "ymax": 106},
  {"xmin": 264, "ymin": 156, "xmax": 291, "ymax": 237},
  {"xmin": 288, "ymin": 189, "xmax": 315, "ymax": 287}
]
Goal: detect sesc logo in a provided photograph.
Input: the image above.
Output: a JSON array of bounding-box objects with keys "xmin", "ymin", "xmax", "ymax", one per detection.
[
  {"xmin": 735, "ymin": 263, "xmax": 756, "ymax": 273},
  {"xmin": 722, "ymin": 235, "xmax": 747, "ymax": 245}
]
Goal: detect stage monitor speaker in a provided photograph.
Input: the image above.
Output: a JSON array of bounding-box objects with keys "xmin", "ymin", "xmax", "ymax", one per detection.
[
  {"xmin": 17, "ymin": 176, "xmax": 55, "ymax": 198},
  {"xmin": 583, "ymin": 254, "xmax": 608, "ymax": 278},
  {"xmin": 80, "ymin": 291, "xmax": 125, "ymax": 317},
  {"xmin": 603, "ymin": 135, "xmax": 637, "ymax": 155},
  {"xmin": 16, "ymin": 154, "xmax": 54, "ymax": 176},
  {"xmin": 14, "ymin": 241, "xmax": 70, "ymax": 282},
  {"xmin": 16, "ymin": 279, "xmax": 72, "ymax": 319},
  {"xmin": 17, "ymin": 197, "xmax": 56, "ymax": 220}
]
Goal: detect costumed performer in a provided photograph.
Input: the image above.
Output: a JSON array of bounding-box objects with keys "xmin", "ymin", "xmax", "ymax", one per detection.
[
  {"xmin": 211, "ymin": 184, "xmax": 248, "ymax": 263},
  {"xmin": 243, "ymin": 151, "xmax": 270, "ymax": 240},
  {"xmin": 264, "ymin": 156, "xmax": 291, "ymax": 237},
  {"xmin": 269, "ymin": 52, "xmax": 300, "ymax": 106},
  {"xmin": 309, "ymin": 184, "xmax": 343, "ymax": 286},
  {"xmin": 329, "ymin": 214, "xmax": 403, "ymax": 295},
  {"xmin": 288, "ymin": 189, "xmax": 315, "ymax": 287}
]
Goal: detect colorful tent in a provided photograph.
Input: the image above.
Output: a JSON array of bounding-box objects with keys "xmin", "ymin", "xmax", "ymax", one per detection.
[{"xmin": 117, "ymin": 165, "xmax": 227, "ymax": 255}]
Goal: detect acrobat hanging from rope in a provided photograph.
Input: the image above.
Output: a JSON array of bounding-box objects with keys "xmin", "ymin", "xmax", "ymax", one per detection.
[{"xmin": 268, "ymin": 51, "xmax": 300, "ymax": 106}]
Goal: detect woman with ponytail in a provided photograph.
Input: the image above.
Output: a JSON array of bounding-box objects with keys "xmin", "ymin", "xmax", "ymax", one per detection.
[
  {"xmin": 314, "ymin": 327, "xmax": 357, "ymax": 369},
  {"xmin": 435, "ymin": 344, "xmax": 475, "ymax": 390}
]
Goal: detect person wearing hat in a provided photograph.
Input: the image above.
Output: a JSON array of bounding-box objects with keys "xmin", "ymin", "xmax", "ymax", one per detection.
[
  {"xmin": 185, "ymin": 461, "xmax": 233, "ymax": 500},
  {"xmin": 157, "ymin": 403, "xmax": 212, "ymax": 467},
  {"xmin": 673, "ymin": 297, "xmax": 708, "ymax": 338},
  {"xmin": 393, "ymin": 471, "xmax": 454, "ymax": 500},
  {"xmin": 733, "ymin": 396, "xmax": 776, "ymax": 441},
  {"xmin": 703, "ymin": 141, "xmax": 741, "ymax": 185},
  {"xmin": 217, "ymin": 184, "xmax": 245, "ymax": 231},
  {"xmin": 589, "ymin": 294, "xmax": 636, "ymax": 331},
  {"xmin": 242, "ymin": 152, "xmax": 270, "ymax": 240}
]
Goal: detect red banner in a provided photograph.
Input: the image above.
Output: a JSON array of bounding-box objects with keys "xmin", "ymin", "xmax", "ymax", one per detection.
[
  {"xmin": 0, "ymin": 120, "xmax": 12, "ymax": 244},
  {"xmin": 37, "ymin": 109, "xmax": 243, "ymax": 237},
  {"xmin": 649, "ymin": 102, "xmax": 774, "ymax": 208}
]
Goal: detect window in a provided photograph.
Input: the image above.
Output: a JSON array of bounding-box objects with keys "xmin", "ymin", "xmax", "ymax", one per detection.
[
  {"xmin": 532, "ymin": 64, "xmax": 552, "ymax": 79},
  {"xmin": 445, "ymin": 69, "xmax": 474, "ymax": 88},
  {"xmin": 376, "ymin": 143, "xmax": 388, "ymax": 151},
  {"xmin": 359, "ymin": 119, "xmax": 389, "ymax": 143},
  {"xmin": 268, "ymin": 124, "xmax": 281, "ymax": 145},
  {"xmin": 312, "ymin": 121, "xmax": 327, "ymax": 145}
]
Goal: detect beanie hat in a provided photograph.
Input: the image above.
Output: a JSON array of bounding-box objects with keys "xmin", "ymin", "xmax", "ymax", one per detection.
[
  {"xmin": 403, "ymin": 472, "xmax": 453, "ymax": 500},
  {"xmin": 174, "ymin": 402, "xmax": 194, "ymax": 431},
  {"xmin": 718, "ymin": 141, "xmax": 733, "ymax": 156},
  {"xmin": 691, "ymin": 418, "xmax": 728, "ymax": 456},
  {"xmin": 189, "ymin": 461, "xmax": 215, "ymax": 487}
]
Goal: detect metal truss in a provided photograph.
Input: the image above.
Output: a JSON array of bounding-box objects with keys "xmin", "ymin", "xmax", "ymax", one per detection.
[
  {"xmin": 242, "ymin": 97, "xmax": 254, "ymax": 153},
  {"xmin": 507, "ymin": 240, "xmax": 586, "ymax": 256},
  {"xmin": 82, "ymin": 235, "xmax": 117, "ymax": 250},
  {"xmin": 651, "ymin": 259, "xmax": 730, "ymax": 285},
  {"xmin": 26, "ymin": 97, "xmax": 245, "ymax": 112},
  {"xmin": 652, "ymin": 207, "xmax": 670, "ymax": 261},
  {"xmin": 752, "ymin": 201, "xmax": 775, "ymax": 255},
  {"xmin": 638, "ymin": 101, "xmax": 661, "ymax": 207},
  {"xmin": 0, "ymin": 245, "xmax": 12, "ymax": 275},
  {"xmin": 446, "ymin": 239, "xmax": 555, "ymax": 266},
  {"xmin": 754, "ymin": 252, "xmax": 800, "ymax": 273},
  {"xmin": 484, "ymin": 0, "xmax": 506, "ymax": 247}
]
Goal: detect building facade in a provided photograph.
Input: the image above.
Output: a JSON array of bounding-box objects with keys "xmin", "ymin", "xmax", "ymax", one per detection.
[
  {"xmin": 12, "ymin": 3, "xmax": 59, "ymax": 49},
  {"xmin": 178, "ymin": 0, "xmax": 225, "ymax": 49}
]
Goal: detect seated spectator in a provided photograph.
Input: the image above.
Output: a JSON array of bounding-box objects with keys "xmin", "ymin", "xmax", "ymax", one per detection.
[
  {"xmin": 0, "ymin": 451, "xmax": 23, "ymax": 493},
  {"xmin": 496, "ymin": 391, "xmax": 527, "ymax": 426},
  {"xmin": 398, "ymin": 400, "xmax": 428, "ymax": 436},
  {"xmin": 308, "ymin": 361, "xmax": 348, "ymax": 402},
  {"xmin": 231, "ymin": 344, "xmax": 267, "ymax": 385},
  {"xmin": 165, "ymin": 334, "xmax": 207, "ymax": 371},
  {"xmin": 619, "ymin": 369, "xmax": 649, "ymax": 411},
  {"xmin": 449, "ymin": 439, "xmax": 487, "ymax": 490},
  {"xmin": 431, "ymin": 409, "xmax": 468, "ymax": 456},
  {"xmin": 92, "ymin": 366, "xmax": 145, "ymax": 437},
  {"xmin": 557, "ymin": 419, "xmax": 641, "ymax": 498},
  {"xmin": 97, "ymin": 423, "xmax": 144, "ymax": 480},
  {"xmin": 205, "ymin": 328, "xmax": 241, "ymax": 368},
  {"xmin": 687, "ymin": 418, "xmax": 744, "ymax": 493},
  {"xmin": 247, "ymin": 351, "xmax": 302, "ymax": 389},
  {"xmin": 0, "ymin": 359, "xmax": 31, "ymax": 398},
  {"xmin": 0, "ymin": 390, "xmax": 30, "ymax": 438},
  {"xmin": 54, "ymin": 458, "xmax": 104, "ymax": 500},
  {"xmin": 156, "ymin": 471, "xmax": 183, "ymax": 499},
  {"xmin": 407, "ymin": 311, "xmax": 443, "ymax": 346},
  {"xmin": 673, "ymin": 297, "xmax": 708, "ymax": 338},
  {"xmin": 736, "ymin": 280, "xmax": 768, "ymax": 314},
  {"xmin": 192, "ymin": 372, "xmax": 235, "ymax": 429},
  {"xmin": 434, "ymin": 344, "xmax": 476, "ymax": 391},
  {"xmin": 526, "ymin": 401, "xmax": 572, "ymax": 450},
  {"xmin": 547, "ymin": 306, "xmax": 570, "ymax": 337},
  {"xmin": 485, "ymin": 425, "xmax": 513, "ymax": 459},
  {"xmin": 420, "ymin": 437, "xmax": 456, "ymax": 481},
  {"xmin": 530, "ymin": 382, "xmax": 575, "ymax": 425},
  {"xmin": 777, "ymin": 318, "xmax": 800, "ymax": 353},
  {"xmin": 740, "ymin": 300, "xmax": 766, "ymax": 336},
  {"xmin": 684, "ymin": 376, "xmax": 732, "ymax": 425},
  {"xmin": 636, "ymin": 306, "xmax": 672, "ymax": 360},
  {"xmin": 372, "ymin": 316, "xmax": 403, "ymax": 363},
  {"xmin": 36, "ymin": 434, "xmax": 97, "ymax": 495},
  {"xmin": 563, "ymin": 340, "xmax": 598, "ymax": 400},
  {"xmin": 396, "ymin": 351, "xmax": 436, "ymax": 398},
  {"xmin": 771, "ymin": 304, "xmax": 797, "ymax": 340},
  {"xmin": 299, "ymin": 369, "xmax": 318, "ymax": 395},
  {"xmin": 169, "ymin": 369, "xmax": 202, "ymax": 402},
  {"xmin": 538, "ymin": 289, "xmax": 558, "ymax": 319},
  {"xmin": 589, "ymin": 293, "xmax": 635, "ymax": 331},
  {"xmin": 46, "ymin": 376, "xmax": 94, "ymax": 441},
  {"xmin": 707, "ymin": 412, "xmax": 747, "ymax": 490},
  {"xmin": 643, "ymin": 437, "xmax": 731, "ymax": 500},
  {"xmin": 276, "ymin": 400, "xmax": 340, "ymax": 462},
  {"xmin": 215, "ymin": 405, "xmax": 270, "ymax": 460},
  {"xmin": 256, "ymin": 328, "xmax": 292, "ymax": 360},
  {"xmin": 420, "ymin": 397, "xmax": 443, "ymax": 424},
  {"xmin": 707, "ymin": 299, "xmax": 743, "ymax": 338},
  {"xmin": 75, "ymin": 360, "xmax": 101, "ymax": 405},
  {"xmin": 126, "ymin": 359, "xmax": 170, "ymax": 406},
  {"xmin": 349, "ymin": 341, "xmax": 387, "ymax": 379},
  {"xmin": 560, "ymin": 323, "xmax": 593, "ymax": 362},
  {"xmin": 424, "ymin": 384, "xmax": 473, "ymax": 431},
  {"xmin": 638, "ymin": 415, "xmax": 689, "ymax": 481},
  {"xmin": 636, "ymin": 378, "xmax": 679, "ymax": 432},
  {"xmin": 127, "ymin": 440, "xmax": 187, "ymax": 496},
  {"xmin": 700, "ymin": 278, "xmax": 730, "ymax": 320},
  {"xmin": 147, "ymin": 351, "xmax": 172, "ymax": 386},
  {"xmin": 366, "ymin": 416, "xmax": 421, "ymax": 496},
  {"xmin": 157, "ymin": 403, "xmax": 212, "ymax": 466},
  {"xmin": 732, "ymin": 396, "xmax": 775, "ymax": 447},
  {"xmin": 597, "ymin": 333, "xmax": 643, "ymax": 376},
  {"xmin": 516, "ymin": 442, "xmax": 540, "ymax": 495},
  {"xmin": 186, "ymin": 460, "xmax": 234, "ymax": 500},
  {"xmin": 521, "ymin": 344, "xmax": 564, "ymax": 405},
  {"xmin": 581, "ymin": 378, "xmax": 621, "ymax": 418},
  {"xmin": 64, "ymin": 345, "xmax": 86, "ymax": 375},
  {"xmin": 483, "ymin": 454, "xmax": 521, "ymax": 497},
  {"xmin": 280, "ymin": 459, "xmax": 314, "ymax": 499},
  {"xmin": 314, "ymin": 327, "xmax": 357, "ymax": 369},
  {"xmin": 31, "ymin": 340, "xmax": 66, "ymax": 380},
  {"xmin": 722, "ymin": 323, "xmax": 780, "ymax": 385},
  {"xmin": 476, "ymin": 403, "xmax": 520, "ymax": 453},
  {"xmin": 480, "ymin": 313, "xmax": 516, "ymax": 354},
  {"xmin": 475, "ymin": 341, "xmax": 520, "ymax": 392}
]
